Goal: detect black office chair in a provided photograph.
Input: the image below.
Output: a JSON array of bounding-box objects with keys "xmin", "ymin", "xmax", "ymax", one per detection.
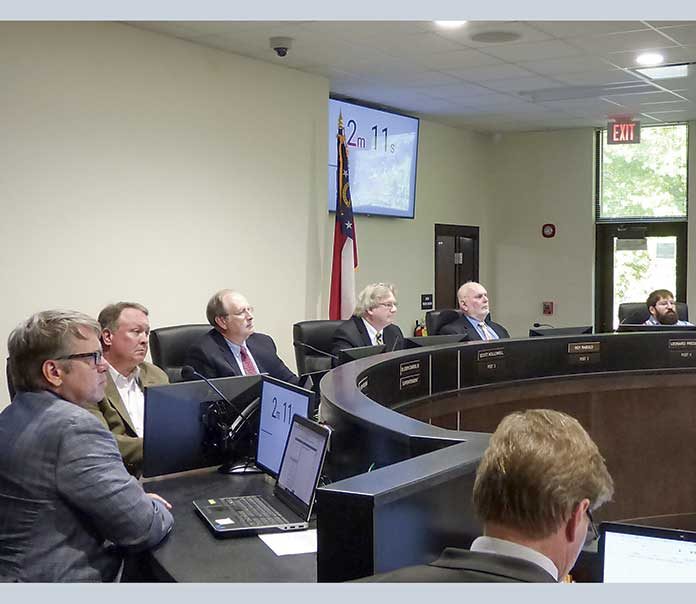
[
  {"xmin": 292, "ymin": 320, "xmax": 343, "ymax": 374},
  {"xmin": 149, "ymin": 324, "xmax": 211, "ymax": 382},
  {"xmin": 618, "ymin": 301, "xmax": 689, "ymax": 324},
  {"xmin": 6, "ymin": 358, "xmax": 15, "ymax": 400},
  {"xmin": 425, "ymin": 309, "xmax": 460, "ymax": 335}
]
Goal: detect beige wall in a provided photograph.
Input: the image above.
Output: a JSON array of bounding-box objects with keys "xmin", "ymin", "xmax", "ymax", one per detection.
[
  {"xmin": 488, "ymin": 129, "xmax": 596, "ymax": 337},
  {"xmin": 0, "ymin": 22, "xmax": 495, "ymax": 405}
]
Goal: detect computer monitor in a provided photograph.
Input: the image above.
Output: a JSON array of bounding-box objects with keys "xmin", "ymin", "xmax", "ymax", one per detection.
[
  {"xmin": 403, "ymin": 334, "xmax": 468, "ymax": 348},
  {"xmin": 337, "ymin": 344, "xmax": 386, "ymax": 366},
  {"xmin": 616, "ymin": 324, "xmax": 696, "ymax": 333},
  {"xmin": 600, "ymin": 522, "xmax": 696, "ymax": 582},
  {"xmin": 143, "ymin": 375, "xmax": 261, "ymax": 478},
  {"xmin": 255, "ymin": 375, "xmax": 314, "ymax": 477},
  {"xmin": 528, "ymin": 325, "xmax": 593, "ymax": 337}
]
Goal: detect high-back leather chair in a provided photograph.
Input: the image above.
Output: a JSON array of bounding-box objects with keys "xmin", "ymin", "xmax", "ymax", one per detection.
[
  {"xmin": 149, "ymin": 324, "xmax": 211, "ymax": 382},
  {"xmin": 425, "ymin": 309, "xmax": 460, "ymax": 336},
  {"xmin": 293, "ymin": 320, "xmax": 343, "ymax": 374},
  {"xmin": 618, "ymin": 301, "xmax": 689, "ymax": 324}
]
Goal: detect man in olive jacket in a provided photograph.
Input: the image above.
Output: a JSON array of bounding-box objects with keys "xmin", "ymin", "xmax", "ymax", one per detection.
[{"xmin": 87, "ymin": 302, "xmax": 168, "ymax": 476}]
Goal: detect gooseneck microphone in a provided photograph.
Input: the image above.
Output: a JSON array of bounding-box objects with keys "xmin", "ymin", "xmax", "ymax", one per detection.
[
  {"xmin": 181, "ymin": 365, "xmax": 245, "ymax": 417},
  {"xmin": 533, "ymin": 322, "xmax": 554, "ymax": 328},
  {"xmin": 293, "ymin": 341, "xmax": 339, "ymax": 360}
]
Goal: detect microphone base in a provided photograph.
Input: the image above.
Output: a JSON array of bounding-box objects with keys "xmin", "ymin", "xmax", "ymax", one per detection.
[{"xmin": 218, "ymin": 457, "xmax": 262, "ymax": 475}]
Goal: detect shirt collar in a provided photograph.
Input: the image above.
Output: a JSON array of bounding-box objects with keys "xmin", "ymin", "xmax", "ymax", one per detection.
[
  {"xmin": 361, "ymin": 317, "xmax": 380, "ymax": 341},
  {"xmin": 224, "ymin": 337, "xmax": 248, "ymax": 353},
  {"xmin": 106, "ymin": 360, "xmax": 140, "ymax": 386},
  {"xmin": 470, "ymin": 536, "xmax": 559, "ymax": 581}
]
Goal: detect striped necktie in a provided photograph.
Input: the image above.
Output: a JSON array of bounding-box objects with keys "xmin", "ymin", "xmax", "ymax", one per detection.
[{"xmin": 478, "ymin": 322, "xmax": 495, "ymax": 341}]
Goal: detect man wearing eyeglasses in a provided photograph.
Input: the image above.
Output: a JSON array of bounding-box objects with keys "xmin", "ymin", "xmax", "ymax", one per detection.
[
  {"xmin": 330, "ymin": 282, "xmax": 404, "ymax": 364},
  {"xmin": 0, "ymin": 310, "xmax": 173, "ymax": 581},
  {"xmin": 186, "ymin": 289, "xmax": 299, "ymax": 384},
  {"xmin": 85, "ymin": 302, "xmax": 169, "ymax": 477},
  {"xmin": 440, "ymin": 281, "xmax": 510, "ymax": 340},
  {"xmin": 364, "ymin": 409, "xmax": 613, "ymax": 582}
]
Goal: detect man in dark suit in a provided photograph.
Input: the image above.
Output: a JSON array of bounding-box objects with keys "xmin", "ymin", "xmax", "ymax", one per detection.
[
  {"xmin": 330, "ymin": 282, "xmax": 404, "ymax": 365},
  {"xmin": 0, "ymin": 310, "xmax": 173, "ymax": 581},
  {"xmin": 85, "ymin": 302, "xmax": 168, "ymax": 477},
  {"xmin": 364, "ymin": 409, "xmax": 614, "ymax": 582},
  {"xmin": 440, "ymin": 281, "xmax": 510, "ymax": 340},
  {"xmin": 186, "ymin": 289, "xmax": 298, "ymax": 384}
]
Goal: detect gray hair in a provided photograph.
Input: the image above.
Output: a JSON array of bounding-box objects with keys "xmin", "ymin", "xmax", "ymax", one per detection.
[
  {"xmin": 206, "ymin": 289, "xmax": 236, "ymax": 327},
  {"xmin": 98, "ymin": 302, "xmax": 149, "ymax": 333},
  {"xmin": 354, "ymin": 283, "xmax": 397, "ymax": 317},
  {"xmin": 7, "ymin": 310, "xmax": 100, "ymax": 392}
]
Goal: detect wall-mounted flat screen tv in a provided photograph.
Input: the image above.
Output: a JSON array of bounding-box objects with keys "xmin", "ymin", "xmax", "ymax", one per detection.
[{"xmin": 328, "ymin": 98, "xmax": 419, "ymax": 219}]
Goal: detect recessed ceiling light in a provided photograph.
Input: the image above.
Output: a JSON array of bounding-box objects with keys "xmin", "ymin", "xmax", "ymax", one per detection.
[
  {"xmin": 635, "ymin": 63, "xmax": 689, "ymax": 80},
  {"xmin": 433, "ymin": 21, "xmax": 467, "ymax": 29},
  {"xmin": 636, "ymin": 52, "xmax": 664, "ymax": 66}
]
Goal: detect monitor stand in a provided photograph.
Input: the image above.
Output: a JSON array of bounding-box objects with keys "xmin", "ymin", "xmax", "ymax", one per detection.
[{"xmin": 218, "ymin": 457, "xmax": 262, "ymax": 474}]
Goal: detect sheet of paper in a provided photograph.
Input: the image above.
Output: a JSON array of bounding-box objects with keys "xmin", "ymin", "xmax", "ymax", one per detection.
[{"xmin": 259, "ymin": 529, "xmax": 317, "ymax": 556}]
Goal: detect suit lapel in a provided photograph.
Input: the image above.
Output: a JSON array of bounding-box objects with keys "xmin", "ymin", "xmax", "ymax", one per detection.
[
  {"xmin": 211, "ymin": 330, "xmax": 242, "ymax": 376},
  {"xmin": 245, "ymin": 335, "xmax": 266, "ymax": 374},
  {"xmin": 104, "ymin": 372, "xmax": 137, "ymax": 434},
  {"xmin": 354, "ymin": 317, "xmax": 372, "ymax": 347}
]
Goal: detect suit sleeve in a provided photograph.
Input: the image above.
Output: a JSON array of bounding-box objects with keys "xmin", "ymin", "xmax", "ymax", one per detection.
[
  {"xmin": 56, "ymin": 413, "xmax": 173, "ymax": 551},
  {"xmin": 185, "ymin": 341, "xmax": 219, "ymax": 379},
  {"xmin": 263, "ymin": 336, "xmax": 299, "ymax": 385},
  {"xmin": 84, "ymin": 401, "xmax": 143, "ymax": 477}
]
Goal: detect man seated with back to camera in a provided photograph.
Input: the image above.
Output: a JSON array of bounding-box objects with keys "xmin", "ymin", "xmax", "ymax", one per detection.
[
  {"xmin": 440, "ymin": 281, "xmax": 510, "ymax": 340},
  {"xmin": 85, "ymin": 302, "xmax": 168, "ymax": 477},
  {"xmin": 186, "ymin": 289, "xmax": 299, "ymax": 384},
  {"xmin": 364, "ymin": 409, "xmax": 614, "ymax": 582},
  {"xmin": 643, "ymin": 289, "xmax": 693, "ymax": 326},
  {"xmin": 0, "ymin": 310, "xmax": 173, "ymax": 582},
  {"xmin": 330, "ymin": 282, "xmax": 404, "ymax": 366}
]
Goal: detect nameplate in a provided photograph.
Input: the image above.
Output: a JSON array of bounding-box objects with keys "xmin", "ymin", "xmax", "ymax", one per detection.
[
  {"xmin": 358, "ymin": 376, "xmax": 368, "ymax": 391},
  {"xmin": 400, "ymin": 360, "xmax": 421, "ymax": 375},
  {"xmin": 567, "ymin": 342, "xmax": 600, "ymax": 354},
  {"xmin": 669, "ymin": 350, "xmax": 696, "ymax": 364},
  {"xmin": 568, "ymin": 353, "xmax": 600, "ymax": 365},
  {"xmin": 668, "ymin": 339, "xmax": 696, "ymax": 349},
  {"xmin": 477, "ymin": 348, "xmax": 505, "ymax": 362},
  {"xmin": 477, "ymin": 360, "xmax": 506, "ymax": 375},
  {"xmin": 400, "ymin": 375, "xmax": 421, "ymax": 390}
]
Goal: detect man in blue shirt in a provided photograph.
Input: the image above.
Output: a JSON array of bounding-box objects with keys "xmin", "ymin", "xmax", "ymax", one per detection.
[
  {"xmin": 440, "ymin": 281, "xmax": 510, "ymax": 340},
  {"xmin": 643, "ymin": 289, "xmax": 693, "ymax": 326}
]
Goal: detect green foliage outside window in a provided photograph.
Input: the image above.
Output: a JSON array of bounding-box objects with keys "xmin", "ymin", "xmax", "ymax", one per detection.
[{"xmin": 600, "ymin": 124, "xmax": 688, "ymax": 219}]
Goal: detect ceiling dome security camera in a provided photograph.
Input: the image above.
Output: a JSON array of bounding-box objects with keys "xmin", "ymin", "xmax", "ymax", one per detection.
[{"xmin": 269, "ymin": 36, "xmax": 293, "ymax": 58}]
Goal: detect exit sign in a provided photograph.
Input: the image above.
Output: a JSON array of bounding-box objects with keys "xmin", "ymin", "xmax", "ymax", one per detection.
[{"xmin": 607, "ymin": 120, "xmax": 641, "ymax": 144}]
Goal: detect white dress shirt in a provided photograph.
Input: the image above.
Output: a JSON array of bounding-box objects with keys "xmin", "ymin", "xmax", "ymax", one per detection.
[
  {"xmin": 361, "ymin": 318, "xmax": 383, "ymax": 346},
  {"xmin": 470, "ymin": 536, "xmax": 558, "ymax": 581},
  {"xmin": 224, "ymin": 338, "xmax": 260, "ymax": 375},
  {"xmin": 107, "ymin": 362, "xmax": 145, "ymax": 437}
]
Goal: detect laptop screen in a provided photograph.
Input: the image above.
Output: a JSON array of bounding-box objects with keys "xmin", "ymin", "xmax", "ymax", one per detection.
[
  {"xmin": 255, "ymin": 376, "xmax": 311, "ymax": 477},
  {"xmin": 601, "ymin": 522, "xmax": 696, "ymax": 582},
  {"xmin": 276, "ymin": 417, "xmax": 329, "ymax": 508}
]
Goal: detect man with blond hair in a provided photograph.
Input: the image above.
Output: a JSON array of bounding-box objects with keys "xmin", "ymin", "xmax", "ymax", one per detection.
[
  {"xmin": 365, "ymin": 409, "xmax": 614, "ymax": 582},
  {"xmin": 330, "ymin": 282, "xmax": 404, "ymax": 364},
  {"xmin": 440, "ymin": 281, "xmax": 509, "ymax": 340},
  {"xmin": 0, "ymin": 310, "xmax": 173, "ymax": 581},
  {"xmin": 86, "ymin": 302, "xmax": 168, "ymax": 477}
]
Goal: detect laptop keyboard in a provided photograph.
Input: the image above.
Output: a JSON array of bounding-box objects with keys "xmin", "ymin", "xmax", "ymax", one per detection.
[{"xmin": 221, "ymin": 495, "xmax": 290, "ymax": 527}]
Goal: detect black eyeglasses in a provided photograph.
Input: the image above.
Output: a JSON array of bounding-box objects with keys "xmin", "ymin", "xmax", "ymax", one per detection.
[
  {"xmin": 585, "ymin": 508, "xmax": 599, "ymax": 546},
  {"xmin": 55, "ymin": 351, "xmax": 103, "ymax": 366}
]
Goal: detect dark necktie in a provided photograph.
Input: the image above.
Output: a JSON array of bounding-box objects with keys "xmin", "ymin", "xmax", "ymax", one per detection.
[
  {"xmin": 375, "ymin": 332, "xmax": 383, "ymax": 345},
  {"xmin": 239, "ymin": 346, "xmax": 258, "ymax": 375}
]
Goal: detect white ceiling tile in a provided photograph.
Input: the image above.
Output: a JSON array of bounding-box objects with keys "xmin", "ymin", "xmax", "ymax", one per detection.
[
  {"xmin": 425, "ymin": 82, "xmax": 500, "ymax": 99},
  {"xmin": 607, "ymin": 46, "xmax": 696, "ymax": 69},
  {"xmin": 415, "ymin": 49, "xmax": 505, "ymax": 70},
  {"xmin": 555, "ymin": 70, "xmax": 643, "ymax": 86},
  {"xmin": 568, "ymin": 29, "xmax": 683, "ymax": 54},
  {"xmin": 482, "ymin": 76, "xmax": 566, "ymax": 93},
  {"xmin": 443, "ymin": 63, "xmax": 538, "ymax": 82},
  {"xmin": 480, "ymin": 39, "xmax": 585, "ymax": 63},
  {"xmin": 519, "ymin": 55, "xmax": 616, "ymax": 76},
  {"xmin": 527, "ymin": 22, "xmax": 649, "ymax": 38}
]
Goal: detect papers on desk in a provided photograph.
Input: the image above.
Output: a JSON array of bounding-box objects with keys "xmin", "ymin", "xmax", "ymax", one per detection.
[{"xmin": 259, "ymin": 529, "xmax": 317, "ymax": 556}]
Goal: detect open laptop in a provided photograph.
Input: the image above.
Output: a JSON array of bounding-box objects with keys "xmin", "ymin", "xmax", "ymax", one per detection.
[
  {"xmin": 599, "ymin": 521, "xmax": 696, "ymax": 582},
  {"xmin": 193, "ymin": 414, "xmax": 330, "ymax": 537}
]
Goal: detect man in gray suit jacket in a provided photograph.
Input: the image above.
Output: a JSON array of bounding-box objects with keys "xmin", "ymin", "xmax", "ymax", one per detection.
[
  {"xmin": 364, "ymin": 409, "xmax": 614, "ymax": 582},
  {"xmin": 0, "ymin": 310, "xmax": 173, "ymax": 582}
]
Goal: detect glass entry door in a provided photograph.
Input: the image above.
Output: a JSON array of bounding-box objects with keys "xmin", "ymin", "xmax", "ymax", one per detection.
[{"xmin": 595, "ymin": 222, "xmax": 687, "ymax": 332}]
